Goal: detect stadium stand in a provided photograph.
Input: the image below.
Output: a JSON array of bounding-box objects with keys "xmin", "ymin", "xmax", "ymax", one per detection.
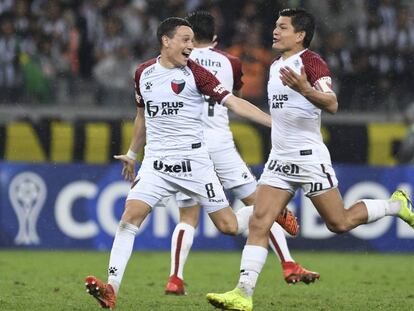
[{"xmin": 0, "ymin": 0, "xmax": 412, "ymax": 116}]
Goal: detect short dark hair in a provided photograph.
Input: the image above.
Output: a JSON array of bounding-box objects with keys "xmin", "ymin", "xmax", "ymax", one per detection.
[
  {"xmin": 186, "ymin": 11, "xmax": 215, "ymax": 42},
  {"xmin": 156, "ymin": 17, "xmax": 192, "ymax": 45},
  {"xmin": 279, "ymin": 8, "xmax": 315, "ymax": 48}
]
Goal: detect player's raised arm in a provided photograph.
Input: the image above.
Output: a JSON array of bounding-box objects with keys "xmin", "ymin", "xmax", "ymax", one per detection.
[
  {"xmin": 188, "ymin": 59, "xmax": 271, "ymax": 128},
  {"xmin": 223, "ymin": 94, "xmax": 272, "ymax": 128},
  {"xmin": 279, "ymin": 65, "xmax": 338, "ymax": 114}
]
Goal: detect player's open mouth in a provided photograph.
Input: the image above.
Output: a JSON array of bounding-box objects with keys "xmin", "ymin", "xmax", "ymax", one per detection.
[
  {"xmin": 182, "ymin": 52, "xmax": 191, "ymax": 58},
  {"xmin": 273, "ymin": 38, "xmax": 280, "ymax": 43}
]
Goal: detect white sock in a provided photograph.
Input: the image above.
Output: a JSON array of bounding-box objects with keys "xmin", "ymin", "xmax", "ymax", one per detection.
[
  {"xmin": 386, "ymin": 200, "xmax": 402, "ymax": 215},
  {"xmin": 362, "ymin": 199, "xmax": 401, "ymax": 223},
  {"xmin": 170, "ymin": 222, "xmax": 195, "ymax": 280},
  {"xmin": 268, "ymin": 223, "xmax": 293, "ymax": 263},
  {"xmin": 237, "ymin": 245, "xmax": 268, "ymax": 297},
  {"xmin": 107, "ymin": 222, "xmax": 139, "ymax": 295},
  {"xmin": 235, "ymin": 205, "xmax": 254, "ymax": 234}
]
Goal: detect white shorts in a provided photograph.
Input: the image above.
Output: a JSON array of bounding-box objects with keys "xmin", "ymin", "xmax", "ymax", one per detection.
[
  {"xmin": 176, "ymin": 146, "xmax": 256, "ymax": 207},
  {"xmin": 258, "ymin": 158, "xmax": 338, "ymax": 197},
  {"xmin": 127, "ymin": 151, "xmax": 229, "ymax": 213},
  {"xmin": 210, "ymin": 146, "xmax": 256, "ymax": 190}
]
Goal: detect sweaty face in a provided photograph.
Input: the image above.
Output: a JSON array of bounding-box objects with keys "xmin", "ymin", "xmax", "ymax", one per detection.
[
  {"xmin": 272, "ymin": 16, "xmax": 303, "ymax": 53},
  {"xmin": 163, "ymin": 26, "xmax": 194, "ymax": 67}
]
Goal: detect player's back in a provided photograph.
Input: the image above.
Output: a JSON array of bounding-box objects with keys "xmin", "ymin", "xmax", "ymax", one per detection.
[{"xmin": 190, "ymin": 47, "xmax": 243, "ymax": 152}]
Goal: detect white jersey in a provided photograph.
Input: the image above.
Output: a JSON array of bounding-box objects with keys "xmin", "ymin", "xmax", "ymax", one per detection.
[
  {"xmin": 267, "ymin": 49, "xmax": 333, "ymax": 164},
  {"xmin": 134, "ymin": 57, "xmax": 231, "ymax": 157},
  {"xmin": 190, "ymin": 47, "xmax": 243, "ymax": 152}
]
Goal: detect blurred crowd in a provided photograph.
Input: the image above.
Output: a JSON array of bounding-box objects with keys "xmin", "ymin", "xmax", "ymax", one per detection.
[{"xmin": 0, "ymin": 0, "xmax": 413, "ymax": 112}]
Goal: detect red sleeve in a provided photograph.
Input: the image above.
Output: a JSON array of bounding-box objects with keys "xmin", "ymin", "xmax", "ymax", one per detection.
[
  {"xmin": 300, "ymin": 50, "xmax": 331, "ymax": 87},
  {"xmin": 187, "ymin": 59, "xmax": 230, "ymax": 103},
  {"xmin": 134, "ymin": 58, "xmax": 156, "ymax": 107}
]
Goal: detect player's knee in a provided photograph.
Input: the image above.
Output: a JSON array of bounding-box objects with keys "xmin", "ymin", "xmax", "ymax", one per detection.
[
  {"xmin": 180, "ymin": 214, "xmax": 199, "ymax": 228},
  {"xmin": 249, "ymin": 213, "xmax": 271, "ymax": 234},
  {"xmin": 216, "ymin": 220, "xmax": 238, "ymax": 235},
  {"xmin": 325, "ymin": 220, "xmax": 348, "ymax": 234},
  {"xmin": 121, "ymin": 201, "xmax": 151, "ymax": 226}
]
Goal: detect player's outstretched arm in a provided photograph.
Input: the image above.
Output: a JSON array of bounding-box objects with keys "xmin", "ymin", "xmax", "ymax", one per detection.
[
  {"xmin": 114, "ymin": 107, "xmax": 146, "ymax": 182},
  {"xmin": 224, "ymin": 94, "xmax": 272, "ymax": 128},
  {"xmin": 280, "ymin": 66, "xmax": 338, "ymax": 114}
]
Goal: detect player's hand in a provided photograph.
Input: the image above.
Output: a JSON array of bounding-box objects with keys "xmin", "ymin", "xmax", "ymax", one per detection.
[
  {"xmin": 113, "ymin": 154, "xmax": 136, "ymax": 182},
  {"xmin": 279, "ymin": 66, "xmax": 312, "ymax": 95}
]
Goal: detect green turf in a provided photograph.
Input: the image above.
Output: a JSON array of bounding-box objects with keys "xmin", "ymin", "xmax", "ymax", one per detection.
[{"xmin": 0, "ymin": 250, "xmax": 413, "ymax": 310}]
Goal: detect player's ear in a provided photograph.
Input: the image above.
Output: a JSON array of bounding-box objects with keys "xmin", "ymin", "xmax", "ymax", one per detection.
[
  {"xmin": 296, "ymin": 31, "xmax": 305, "ymax": 44},
  {"xmin": 162, "ymin": 35, "xmax": 170, "ymax": 48}
]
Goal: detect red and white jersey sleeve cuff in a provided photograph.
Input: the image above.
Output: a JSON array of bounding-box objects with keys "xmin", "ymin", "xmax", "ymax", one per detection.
[
  {"xmin": 314, "ymin": 77, "xmax": 333, "ymax": 93},
  {"xmin": 220, "ymin": 93, "xmax": 232, "ymax": 105}
]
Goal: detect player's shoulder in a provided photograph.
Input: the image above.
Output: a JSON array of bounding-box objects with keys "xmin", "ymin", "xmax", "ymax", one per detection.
[
  {"xmin": 210, "ymin": 48, "xmax": 240, "ymax": 62},
  {"xmin": 135, "ymin": 58, "xmax": 157, "ymax": 77},
  {"xmin": 187, "ymin": 58, "xmax": 209, "ymax": 72},
  {"xmin": 300, "ymin": 50, "xmax": 331, "ymax": 84},
  {"xmin": 300, "ymin": 50, "xmax": 327, "ymax": 66}
]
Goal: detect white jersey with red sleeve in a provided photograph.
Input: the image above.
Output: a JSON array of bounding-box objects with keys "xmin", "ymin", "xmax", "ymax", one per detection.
[
  {"xmin": 134, "ymin": 56, "xmax": 231, "ymax": 157},
  {"xmin": 267, "ymin": 49, "xmax": 333, "ymax": 164},
  {"xmin": 189, "ymin": 47, "xmax": 243, "ymax": 152}
]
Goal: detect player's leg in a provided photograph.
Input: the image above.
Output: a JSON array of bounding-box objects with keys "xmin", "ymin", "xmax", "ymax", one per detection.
[
  {"xmin": 304, "ymin": 163, "xmax": 414, "ymax": 232},
  {"xmin": 207, "ymin": 185, "xmax": 291, "ymax": 310},
  {"xmin": 107, "ymin": 199, "xmax": 151, "ymax": 292},
  {"xmin": 311, "ymin": 187, "xmax": 414, "ymax": 233},
  {"xmin": 205, "ymin": 148, "xmax": 256, "ymax": 235},
  {"xmin": 238, "ymin": 185, "xmax": 291, "ymax": 291},
  {"xmin": 208, "ymin": 205, "xmax": 251, "ymax": 235},
  {"xmin": 194, "ymin": 157, "xmax": 253, "ymax": 235},
  {"xmin": 166, "ymin": 198, "xmax": 200, "ymax": 295},
  {"xmin": 310, "ymin": 188, "xmax": 364, "ymax": 233},
  {"xmin": 85, "ymin": 199, "xmax": 151, "ymax": 309},
  {"xmin": 85, "ymin": 166, "xmax": 172, "ymax": 309},
  {"xmin": 236, "ymin": 186, "xmax": 317, "ymax": 284},
  {"xmin": 268, "ymin": 222, "xmax": 320, "ymax": 284},
  {"xmin": 239, "ymin": 190, "xmax": 299, "ymax": 261}
]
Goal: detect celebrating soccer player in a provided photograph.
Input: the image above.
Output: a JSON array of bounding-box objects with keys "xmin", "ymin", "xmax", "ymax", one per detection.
[
  {"xmin": 164, "ymin": 11, "xmax": 318, "ymax": 296},
  {"xmin": 84, "ymin": 16, "xmax": 292, "ymax": 309},
  {"xmin": 206, "ymin": 8, "xmax": 414, "ymax": 311}
]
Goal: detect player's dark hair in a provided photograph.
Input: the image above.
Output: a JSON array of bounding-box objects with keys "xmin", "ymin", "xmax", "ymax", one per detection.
[
  {"xmin": 186, "ymin": 11, "xmax": 215, "ymax": 42},
  {"xmin": 156, "ymin": 17, "xmax": 192, "ymax": 45},
  {"xmin": 279, "ymin": 8, "xmax": 315, "ymax": 48}
]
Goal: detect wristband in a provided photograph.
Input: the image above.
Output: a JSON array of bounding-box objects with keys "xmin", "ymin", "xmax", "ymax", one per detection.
[{"xmin": 126, "ymin": 149, "xmax": 137, "ymax": 160}]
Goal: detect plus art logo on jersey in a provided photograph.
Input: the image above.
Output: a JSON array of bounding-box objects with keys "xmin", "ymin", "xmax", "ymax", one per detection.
[
  {"xmin": 146, "ymin": 100, "xmax": 159, "ymax": 117},
  {"xmin": 153, "ymin": 160, "xmax": 192, "ymax": 176},
  {"xmin": 171, "ymin": 79, "xmax": 186, "ymax": 94},
  {"xmin": 267, "ymin": 160, "xmax": 299, "ymax": 176},
  {"xmin": 145, "ymin": 100, "xmax": 184, "ymax": 117},
  {"xmin": 270, "ymin": 94, "xmax": 288, "ymax": 109}
]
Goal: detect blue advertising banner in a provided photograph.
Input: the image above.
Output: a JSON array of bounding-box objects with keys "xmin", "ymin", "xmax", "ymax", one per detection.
[{"xmin": 1, "ymin": 162, "xmax": 413, "ymax": 252}]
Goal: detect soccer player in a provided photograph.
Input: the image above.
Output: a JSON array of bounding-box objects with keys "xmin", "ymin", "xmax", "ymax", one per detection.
[
  {"xmin": 84, "ymin": 17, "xmax": 283, "ymax": 309},
  {"xmin": 206, "ymin": 8, "xmax": 414, "ymax": 311},
  {"xmin": 164, "ymin": 11, "xmax": 318, "ymax": 296}
]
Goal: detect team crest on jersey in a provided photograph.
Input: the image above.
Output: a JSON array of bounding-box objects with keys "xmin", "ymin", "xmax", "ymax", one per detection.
[
  {"xmin": 294, "ymin": 59, "xmax": 300, "ymax": 68},
  {"xmin": 171, "ymin": 79, "xmax": 185, "ymax": 94}
]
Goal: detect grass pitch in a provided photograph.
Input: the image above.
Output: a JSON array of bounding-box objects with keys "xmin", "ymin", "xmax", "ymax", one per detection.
[{"xmin": 0, "ymin": 250, "xmax": 413, "ymax": 310}]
